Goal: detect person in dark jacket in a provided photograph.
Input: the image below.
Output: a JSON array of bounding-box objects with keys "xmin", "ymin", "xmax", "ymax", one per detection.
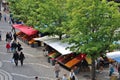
[
  {"xmin": 0, "ymin": 31, "xmax": 1, "ymax": 41},
  {"xmin": 11, "ymin": 41, "xmax": 17, "ymax": 53},
  {"xmin": 19, "ymin": 52, "xmax": 25, "ymax": 66},
  {"xmin": 6, "ymin": 32, "xmax": 10, "ymax": 42},
  {"xmin": 118, "ymin": 64, "xmax": 120, "ymax": 76},
  {"xmin": 13, "ymin": 32, "xmax": 17, "ymax": 41},
  {"xmin": 13, "ymin": 51, "xmax": 19, "ymax": 66},
  {"xmin": 0, "ymin": 12, "xmax": 2, "ymax": 21},
  {"xmin": 9, "ymin": 32, "xmax": 12, "ymax": 40},
  {"xmin": 17, "ymin": 42, "xmax": 22, "ymax": 51}
]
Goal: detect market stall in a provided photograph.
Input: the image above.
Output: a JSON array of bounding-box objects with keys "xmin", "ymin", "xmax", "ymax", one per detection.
[
  {"xmin": 106, "ymin": 51, "xmax": 120, "ymax": 79},
  {"xmin": 12, "ymin": 24, "xmax": 39, "ymax": 47},
  {"xmin": 65, "ymin": 54, "xmax": 86, "ymax": 68},
  {"xmin": 34, "ymin": 36, "xmax": 89, "ymax": 69},
  {"xmin": 12, "ymin": 24, "xmax": 38, "ymax": 36},
  {"xmin": 34, "ymin": 36, "xmax": 72, "ymax": 55}
]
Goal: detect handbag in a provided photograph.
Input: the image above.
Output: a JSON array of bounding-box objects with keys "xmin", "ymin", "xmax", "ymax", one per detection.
[{"xmin": 10, "ymin": 59, "xmax": 14, "ymax": 63}]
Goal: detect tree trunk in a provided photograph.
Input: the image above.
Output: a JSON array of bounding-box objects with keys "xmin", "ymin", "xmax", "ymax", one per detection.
[
  {"xmin": 91, "ymin": 57, "xmax": 96, "ymax": 80},
  {"xmin": 59, "ymin": 34, "xmax": 62, "ymax": 40}
]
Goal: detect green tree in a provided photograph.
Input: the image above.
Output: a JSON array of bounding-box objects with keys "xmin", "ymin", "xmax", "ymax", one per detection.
[
  {"xmin": 65, "ymin": 0, "xmax": 120, "ymax": 80},
  {"xmin": 8, "ymin": 0, "xmax": 67, "ymax": 39},
  {"xmin": 8, "ymin": 0, "xmax": 39, "ymax": 25},
  {"xmin": 35, "ymin": 0, "xmax": 67, "ymax": 39}
]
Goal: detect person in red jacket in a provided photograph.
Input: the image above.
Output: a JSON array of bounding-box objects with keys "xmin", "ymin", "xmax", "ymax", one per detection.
[{"xmin": 6, "ymin": 42, "xmax": 10, "ymax": 53}]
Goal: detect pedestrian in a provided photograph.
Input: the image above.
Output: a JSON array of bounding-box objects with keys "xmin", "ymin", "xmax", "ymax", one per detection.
[
  {"xmin": 13, "ymin": 32, "xmax": 17, "ymax": 41},
  {"xmin": 69, "ymin": 69, "xmax": 76, "ymax": 80},
  {"xmin": 11, "ymin": 41, "xmax": 17, "ymax": 53},
  {"xmin": 0, "ymin": 31, "xmax": 1, "ymax": 41},
  {"xmin": 9, "ymin": 32, "xmax": 13, "ymax": 41},
  {"xmin": 9, "ymin": 13, "xmax": 12, "ymax": 24},
  {"xmin": 99, "ymin": 57, "xmax": 104, "ymax": 73},
  {"xmin": 35, "ymin": 76, "xmax": 39, "ymax": 80},
  {"xmin": 118, "ymin": 64, "xmax": 120, "ymax": 75},
  {"xmin": 109, "ymin": 62, "xmax": 114, "ymax": 77},
  {"xmin": 12, "ymin": 51, "xmax": 19, "ymax": 66},
  {"xmin": 17, "ymin": 42, "xmax": 22, "ymax": 52},
  {"xmin": 0, "ymin": 12, "xmax": 2, "ymax": 21},
  {"xmin": 73, "ymin": 66, "xmax": 79, "ymax": 75},
  {"xmin": 11, "ymin": 25, "xmax": 16, "ymax": 33},
  {"xmin": 19, "ymin": 52, "xmax": 25, "ymax": 66},
  {"xmin": 6, "ymin": 32, "xmax": 10, "ymax": 42},
  {"xmin": 6, "ymin": 42, "xmax": 11, "ymax": 53},
  {"xmin": 3, "ymin": 13, "xmax": 6, "ymax": 22},
  {"xmin": 62, "ymin": 73, "xmax": 68, "ymax": 80},
  {"xmin": 43, "ymin": 49, "xmax": 48, "ymax": 56},
  {"xmin": 54, "ymin": 62, "xmax": 61, "ymax": 78}
]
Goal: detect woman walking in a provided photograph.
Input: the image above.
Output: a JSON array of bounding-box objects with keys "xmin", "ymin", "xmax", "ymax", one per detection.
[
  {"xmin": 19, "ymin": 52, "xmax": 25, "ymax": 66},
  {"xmin": 6, "ymin": 42, "xmax": 10, "ymax": 53},
  {"xmin": 69, "ymin": 69, "xmax": 77, "ymax": 80}
]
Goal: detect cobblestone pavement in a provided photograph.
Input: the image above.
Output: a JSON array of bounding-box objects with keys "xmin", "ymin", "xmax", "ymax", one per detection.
[
  {"xmin": 0, "ymin": 7, "xmax": 113, "ymax": 80},
  {"xmin": 0, "ymin": 69, "xmax": 12, "ymax": 80}
]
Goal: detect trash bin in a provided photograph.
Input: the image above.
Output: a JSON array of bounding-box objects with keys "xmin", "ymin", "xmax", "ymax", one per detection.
[
  {"xmin": 50, "ymin": 58, "xmax": 55, "ymax": 66},
  {"xmin": 110, "ymin": 75, "xmax": 117, "ymax": 80}
]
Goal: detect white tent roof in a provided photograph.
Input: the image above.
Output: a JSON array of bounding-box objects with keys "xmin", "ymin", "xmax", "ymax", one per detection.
[
  {"xmin": 34, "ymin": 36, "xmax": 59, "ymax": 41},
  {"xmin": 106, "ymin": 51, "xmax": 120, "ymax": 62},
  {"xmin": 106, "ymin": 51, "xmax": 120, "ymax": 59},
  {"xmin": 34, "ymin": 36, "xmax": 72, "ymax": 55}
]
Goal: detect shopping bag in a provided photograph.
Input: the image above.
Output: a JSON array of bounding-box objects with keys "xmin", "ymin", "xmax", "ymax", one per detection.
[{"xmin": 10, "ymin": 59, "xmax": 14, "ymax": 63}]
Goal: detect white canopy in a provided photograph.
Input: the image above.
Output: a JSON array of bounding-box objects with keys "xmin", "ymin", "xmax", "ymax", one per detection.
[
  {"xmin": 34, "ymin": 36, "xmax": 73, "ymax": 55},
  {"xmin": 106, "ymin": 51, "xmax": 120, "ymax": 62}
]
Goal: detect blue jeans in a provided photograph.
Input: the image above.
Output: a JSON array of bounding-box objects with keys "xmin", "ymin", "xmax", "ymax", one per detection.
[{"xmin": 55, "ymin": 71, "xmax": 60, "ymax": 78}]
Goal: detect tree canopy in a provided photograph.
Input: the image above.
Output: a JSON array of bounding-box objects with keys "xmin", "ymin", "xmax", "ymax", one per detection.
[
  {"xmin": 65, "ymin": 0, "xmax": 120, "ymax": 79},
  {"xmin": 8, "ymin": 0, "xmax": 68, "ymax": 39},
  {"xmin": 65, "ymin": 0, "xmax": 120, "ymax": 57}
]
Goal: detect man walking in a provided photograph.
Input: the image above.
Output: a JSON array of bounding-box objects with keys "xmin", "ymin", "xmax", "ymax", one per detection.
[
  {"xmin": 12, "ymin": 51, "xmax": 19, "ymax": 66},
  {"xmin": 54, "ymin": 62, "xmax": 61, "ymax": 78},
  {"xmin": 19, "ymin": 52, "xmax": 25, "ymax": 66},
  {"xmin": 0, "ymin": 31, "xmax": 1, "ymax": 41},
  {"xmin": 11, "ymin": 41, "xmax": 17, "ymax": 53},
  {"xmin": 3, "ymin": 13, "xmax": 6, "ymax": 22},
  {"xmin": 13, "ymin": 32, "xmax": 17, "ymax": 41},
  {"xmin": 0, "ymin": 12, "xmax": 2, "ymax": 21}
]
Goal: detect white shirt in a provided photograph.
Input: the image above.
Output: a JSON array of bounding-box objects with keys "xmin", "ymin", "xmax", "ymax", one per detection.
[{"xmin": 69, "ymin": 72, "xmax": 75, "ymax": 78}]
